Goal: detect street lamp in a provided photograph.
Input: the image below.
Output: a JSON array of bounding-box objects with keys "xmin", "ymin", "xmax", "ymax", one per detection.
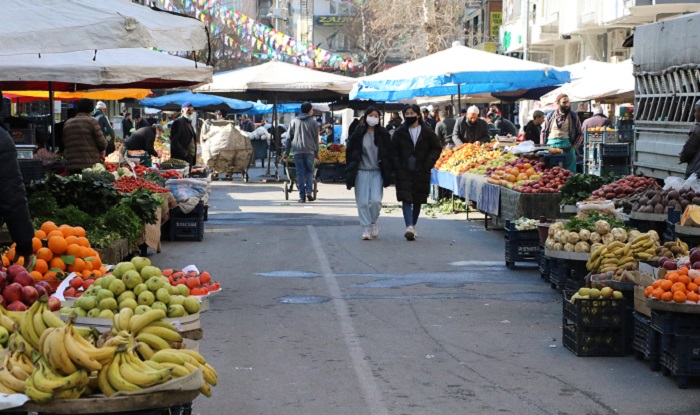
[{"xmin": 523, "ymin": 0, "xmax": 530, "ymax": 61}]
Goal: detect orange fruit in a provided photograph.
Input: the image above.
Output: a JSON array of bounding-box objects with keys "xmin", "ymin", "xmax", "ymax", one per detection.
[
  {"xmin": 47, "ymin": 230, "xmax": 63, "ymax": 239},
  {"xmin": 83, "ymin": 260, "xmax": 93, "ymax": 271},
  {"xmin": 43, "ymin": 271, "xmax": 57, "ymax": 281},
  {"xmin": 652, "ymin": 288, "xmax": 664, "ymax": 299},
  {"xmin": 48, "ymin": 236, "xmax": 68, "ymax": 255},
  {"xmin": 667, "ymin": 273, "xmax": 679, "ymax": 283},
  {"xmin": 80, "ymin": 246, "xmax": 91, "ymax": 259},
  {"xmin": 74, "ymin": 226, "xmax": 86, "ymax": 237},
  {"xmin": 31, "ymin": 238, "xmax": 42, "ymax": 253},
  {"xmin": 65, "ymin": 244, "xmax": 82, "ymax": 257},
  {"xmin": 5, "ymin": 248, "xmax": 15, "ymax": 262},
  {"xmin": 695, "ymin": 277, "xmax": 700, "ymax": 286},
  {"xmin": 660, "ymin": 280, "xmax": 673, "ymax": 291},
  {"xmin": 34, "ymin": 230, "xmax": 47, "ymax": 240},
  {"xmin": 678, "ymin": 267, "xmax": 689, "ymax": 276},
  {"xmin": 674, "ymin": 291, "xmax": 687, "ymax": 303},
  {"xmin": 29, "ymin": 271, "xmax": 43, "ymax": 281},
  {"xmin": 59, "ymin": 225, "xmax": 77, "ymax": 238},
  {"xmin": 679, "ymin": 275, "xmax": 691, "ymax": 286},
  {"xmin": 644, "ymin": 286, "xmax": 654, "ymax": 297},
  {"xmin": 67, "ymin": 258, "xmax": 86, "ymax": 273},
  {"xmin": 688, "ymin": 282, "xmax": 699, "ymax": 293},
  {"xmin": 652, "ymin": 280, "xmax": 662, "ymax": 289},
  {"xmin": 14, "ymin": 257, "xmax": 24, "ymax": 266},
  {"xmin": 34, "ymin": 259, "xmax": 48, "ymax": 275},
  {"xmin": 81, "ymin": 270, "xmax": 92, "ymax": 279},
  {"xmin": 36, "ymin": 247, "xmax": 53, "ymax": 262},
  {"xmin": 49, "ymin": 257, "xmax": 66, "ymax": 271},
  {"xmin": 688, "ymin": 292, "xmax": 700, "ymax": 303},
  {"xmin": 65, "ymin": 236, "xmax": 79, "ymax": 246},
  {"xmin": 76, "ymin": 237, "xmax": 90, "ymax": 248},
  {"xmin": 88, "ymin": 248, "xmax": 98, "ymax": 258},
  {"xmin": 661, "ymin": 291, "xmax": 674, "ymax": 302},
  {"xmin": 1, "ymin": 256, "xmax": 8, "ymax": 267},
  {"xmin": 671, "ymin": 282, "xmax": 687, "ymax": 293},
  {"xmin": 92, "ymin": 270, "xmax": 103, "ymax": 278},
  {"xmin": 40, "ymin": 221, "xmax": 58, "ymax": 235}
]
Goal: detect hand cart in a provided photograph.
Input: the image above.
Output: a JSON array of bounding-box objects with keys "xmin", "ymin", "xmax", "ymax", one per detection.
[{"xmin": 282, "ymin": 158, "xmax": 318, "ymax": 200}]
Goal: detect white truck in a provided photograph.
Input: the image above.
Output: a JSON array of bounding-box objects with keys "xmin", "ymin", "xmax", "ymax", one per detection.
[{"xmin": 634, "ymin": 12, "xmax": 700, "ymax": 179}]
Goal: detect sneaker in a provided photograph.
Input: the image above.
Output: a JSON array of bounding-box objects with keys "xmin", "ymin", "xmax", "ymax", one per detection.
[
  {"xmin": 362, "ymin": 230, "xmax": 372, "ymax": 240},
  {"xmin": 370, "ymin": 223, "xmax": 380, "ymax": 238},
  {"xmin": 404, "ymin": 226, "xmax": 415, "ymax": 241},
  {"xmin": 306, "ymin": 193, "xmax": 315, "ymax": 202},
  {"xmin": 297, "ymin": 198, "xmax": 306, "ymax": 203},
  {"xmin": 413, "ymin": 226, "xmax": 417, "ymax": 239}
]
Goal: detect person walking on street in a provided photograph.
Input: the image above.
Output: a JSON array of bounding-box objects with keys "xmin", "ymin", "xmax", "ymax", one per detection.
[
  {"xmin": 386, "ymin": 112, "xmax": 403, "ymax": 133},
  {"xmin": 435, "ymin": 110, "xmax": 451, "ymax": 148},
  {"xmin": 679, "ymin": 100, "xmax": 700, "ymax": 179},
  {"xmin": 391, "ymin": 104, "xmax": 442, "ymax": 241},
  {"xmin": 93, "ymin": 101, "xmax": 115, "ymax": 156},
  {"xmin": 541, "ymin": 93, "xmax": 582, "ymax": 172},
  {"xmin": 345, "ymin": 107, "xmax": 393, "ymax": 240},
  {"xmin": 63, "ymin": 99, "xmax": 108, "ymax": 173},
  {"xmin": 422, "ymin": 108, "xmax": 437, "ymax": 130},
  {"xmin": 121, "ymin": 113, "xmax": 133, "ymax": 139},
  {"xmin": 170, "ymin": 102, "xmax": 197, "ymax": 166},
  {"xmin": 119, "ymin": 124, "xmax": 162, "ymax": 162},
  {"xmin": 524, "ymin": 110, "xmax": 545, "ymax": 143},
  {"xmin": 284, "ymin": 102, "xmax": 319, "ymax": 203},
  {"xmin": 451, "ymin": 106, "xmax": 490, "ymax": 146},
  {"xmin": 581, "ymin": 106, "xmax": 613, "ymax": 132}
]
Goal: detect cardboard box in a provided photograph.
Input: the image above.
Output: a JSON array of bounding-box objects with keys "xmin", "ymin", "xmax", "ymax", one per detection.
[{"xmin": 634, "ymin": 285, "xmax": 652, "ymax": 317}]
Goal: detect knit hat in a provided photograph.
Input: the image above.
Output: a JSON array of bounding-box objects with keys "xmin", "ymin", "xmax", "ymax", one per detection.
[
  {"xmin": 556, "ymin": 94, "xmax": 568, "ymax": 103},
  {"xmin": 181, "ymin": 102, "xmax": 193, "ymax": 109}
]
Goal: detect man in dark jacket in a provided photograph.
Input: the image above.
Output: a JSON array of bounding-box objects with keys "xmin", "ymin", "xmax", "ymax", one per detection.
[
  {"xmin": 121, "ymin": 113, "xmax": 134, "ymax": 139},
  {"xmin": 434, "ymin": 110, "xmax": 451, "ymax": 148},
  {"xmin": 53, "ymin": 108, "xmax": 77, "ymax": 153},
  {"xmin": 284, "ymin": 102, "xmax": 319, "ymax": 203},
  {"xmin": 451, "ymin": 106, "xmax": 490, "ymax": 146},
  {"xmin": 119, "ymin": 124, "xmax": 162, "ymax": 162},
  {"xmin": 541, "ymin": 93, "xmax": 582, "ymax": 172},
  {"xmin": 63, "ymin": 99, "xmax": 108, "ymax": 173},
  {"xmin": 581, "ymin": 106, "xmax": 613, "ymax": 132},
  {"xmin": 488, "ymin": 112, "xmax": 518, "ymax": 136},
  {"xmin": 240, "ymin": 114, "xmax": 255, "ymax": 133},
  {"xmin": 422, "ymin": 108, "xmax": 437, "ymax": 130},
  {"xmin": 134, "ymin": 114, "xmax": 150, "ymax": 130},
  {"xmin": 169, "ymin": 102, "xmax": 197, "ymax": 165},
  {"xmin": 0, "ymin": 108, "xmax": 34, "ymax": 267},
  {"xmin": 93, "ymin": 101, "xmax": 115, "ymax": 156},
  {"xmin": 524, "ymin": 110, "xmax": 545, "ymax": 143},
  {"xmin": 679, "ymin": 100, "xmax": 700, "ymax": 178},
  {"xmin": 385, "ymin": 112, "xmax": 402, "ymax": 133}
]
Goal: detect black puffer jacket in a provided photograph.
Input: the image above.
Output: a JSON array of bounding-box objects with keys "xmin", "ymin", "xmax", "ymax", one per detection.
[
  {"xmin": 679, "ymin": 123, "xmax": 700, "ymax": 179},
  {"xmin": 391, "ymin": 122, "xmax": 442, "ymax": 204},
  {"xmin": 0, "ymin": 129, "xmax": 34, "ymax": 257},
  {"xmin": 345, "ymin": 124, "xmax": 393, "ymax": 190}
]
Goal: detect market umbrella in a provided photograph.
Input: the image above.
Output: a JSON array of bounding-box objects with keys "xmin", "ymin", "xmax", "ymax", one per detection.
[
  {"xmin": 540, "ymin": 60, "xmax": 633, "ymax": 104},
  {"xmin": 140, "ymin": 91, "xmax": 253, "ymax": 112},
  {"xmin": 350, "ymin": 42, "xmax": 569, "ymax": 102},
  {"xmin": 4, "ymin": 89, "xmax": 153, "ymax": 102},
  {"xmin": 0, "ymin": 48, "xmax": 213, "ymax": 91},
  {"xmin": 0, "ymin": 0, "xmax": 207, "ymax": 55},
  {"xmin": 245, "ymin": 101, "xmax": 331, "ymax": 115}
]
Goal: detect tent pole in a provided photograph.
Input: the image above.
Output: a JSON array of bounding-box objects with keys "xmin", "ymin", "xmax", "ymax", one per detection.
[
  {"xmin": 49, "ymin": 81, "xmax": 56, "ymax": 151},
  {"xmin": 457, "ymin": 84, "xmax": 462, "ymax": 114},
  {"xmin": 266, "ymin": 104, "xmax": 273, "ymax": 176},
  {"xmin": 273, "ymin": 94, "xmax": 280, "ymax": 180}
]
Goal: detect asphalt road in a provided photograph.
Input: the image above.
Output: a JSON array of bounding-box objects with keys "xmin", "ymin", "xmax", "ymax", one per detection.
[{"xmin": 152, "ymin": 166, "xmax": 700, "ymax": 415}]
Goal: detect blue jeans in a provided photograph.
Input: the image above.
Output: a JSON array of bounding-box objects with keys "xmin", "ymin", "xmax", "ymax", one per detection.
[
  {"xmin": 402, "ymin": 202, "xmax": 421, "ymax": 227},
  {"xmin": 293, "ymin": 153, "xmax": 315, "ymax": 199}
]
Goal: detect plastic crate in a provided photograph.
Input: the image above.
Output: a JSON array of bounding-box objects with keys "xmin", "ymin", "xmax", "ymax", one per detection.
[
  {"xmin": 660, "ymin": 335, "xmax": 700, "ymax": 388},
  {"xmin": 538, "ymin": 248, "xmax": 549, "ymax": 280},
  {"xmin": 8, "ymin": 128, "xmax": 35, "ymax": 145},
  {"xmin": 549, "ymin": 258, "xmax": 566, "ymax": 290},
  {"xmin": 632, "ymin": 312, "xmax": 661, "ymax": 369},
  {"xmin": 562, "ymin": 318, "xmax": 628, "ymax": 357},
  {"xmin": 563, "ymin": 290, "xmax": 627, "ymax": 328},
  {"xmin": 603, "ymin": 165, "xmax": 631, "ymax": 177},
  {"xmin": 171, "ymin": 201, "xmax": 205, "ymax": 219},
  {"xmin": 601, "ymin": 143, "xmax": 630, "ymax": 157},
  {"xmin": 170, "ymin": 217, "xmax": 204, "ymax": 242},
  {"xmin": 17, "ymin": 159, "xmax": 44, "ymax": 184},
  {"xmin": 316, "ymin": 163, "xmax": 346, "ymax": 183},
  {"xmin": 651, "ymin": 310, "xmax": 700, "ymax": 337},
  {"xmin": 504, "ymin": 228, "xmax": 540, "ymax": 268},
  {"xmin": 203, "ymin": 205, "xmax": 208, "ymax": 222},
  {"xmin": 617, "ymin": 129, "xmax": 634, "ymax": 143},
  {"xmin": 543, "ymin": 154, "xmax": 566, "ymax": 169},
  {"xmin": 504, "ymin": 221, "xmax": 539, "ymax": 241}
]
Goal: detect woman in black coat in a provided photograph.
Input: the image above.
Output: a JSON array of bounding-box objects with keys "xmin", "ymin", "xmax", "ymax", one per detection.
[
  {"xmin": 345, "ymin": 106, "xmax": 393, "ymax": 240},
  {"xmin": 391, "ymin": 104, "xmax": 442, "ymax": 241}
]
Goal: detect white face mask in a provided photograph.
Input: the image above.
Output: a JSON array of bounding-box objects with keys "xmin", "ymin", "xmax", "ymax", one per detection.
[{"xmin": 366, "ymin": 116, "xmax": 379, "ymax": 126}]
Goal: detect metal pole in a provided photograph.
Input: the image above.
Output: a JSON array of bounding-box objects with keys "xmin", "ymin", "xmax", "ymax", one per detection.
[
  {"xmin": 49, "ymin": 81, "xmax": 56, "ymax": 150},
  {"xmin": 273, "ymin": 94, "xmax": 280, "ymax": 180},
  {"xmin": 523, "ymin": 0, "xmax": 530, "ymax": 61},
  {"xmin": 457, "ymin": 84, "xmax": 462, "ymax": 113},
  {"xmin": 361, "ymin": 3, "xmax": 367, "ymax": 76}
]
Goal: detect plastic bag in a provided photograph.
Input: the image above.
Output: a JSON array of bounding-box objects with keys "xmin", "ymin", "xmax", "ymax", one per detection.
[
  {"xmin": 576, "ymin": 200, "xmax": 628, "ymax": 220},
  {"xmin": 682, "ymin": 173, "xmax": 700, "ymax": 192},
  {"xmin": 664, "ymin": 176, "xmax": 685, "ymax": 190},
  {"xmin": 200, "ymin": 120, "xmax": 253, "ymax": 172},
  {"xmin": 511, "ymin": 140, "xmax": 535, "ymax": 154},
  {"xmin": 165, "ymin": 178, "xmax": 208, "ymax": 202}
]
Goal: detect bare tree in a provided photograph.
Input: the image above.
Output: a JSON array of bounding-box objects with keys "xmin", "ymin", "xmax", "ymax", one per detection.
[{"xmin": 344, "ymin": 0, "xmax": 466, "ymax": 75}]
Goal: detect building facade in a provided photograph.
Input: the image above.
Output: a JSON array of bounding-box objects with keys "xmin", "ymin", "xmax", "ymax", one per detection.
[
  {"xmin": 464, "ymin": 0, "xmax": 503, "ymax": 53},
  {"xmin": 312, "ymin": 0, "xmax": 355, "ymax": 53}
]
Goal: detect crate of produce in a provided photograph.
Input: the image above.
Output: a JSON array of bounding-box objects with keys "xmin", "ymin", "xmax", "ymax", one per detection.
[
  {"xmin": 549, "ymin": 258, "xmax": 566, "ymax": 290},
  {"xmin": 505, "ymin": 238, "xmax": 540, "ymax": 268},
  {"xmin": 538, "ymin": 248, "xmax": 549, "ymax": 280},
  {"xmin": 543, "ymin": 154, "xmax": 566, "ymax": 169},
  {"xmin": 601, "ymin": 143, "xmax": 630, "ymax": 157},
  {"xmin": 504, "ymin": 220, "xmax": 539, "ymax": 241},
  {"xmin": 632, "ymin": 312, "xmax": 661, "ymax": 369},
  {"xmin": 172, "ymin": 217, "xmax": 204, "ymax": 242},
  {"xmin": 650, "ymin": 309, "xmax": 700, "ymax": 337},
  {"xmin": 17, "ymin": 159, "xmax": 44, "ymax": 184},
  {"xmin": 316, "ymin": 163, "xmax": 346, "ymax": 183},
  {"xmin": 563, "ymin": 290, "xmax": 627, "ymax": 328},
  {"xmin": 562, "ymin": 318, "xmax": 627, "ymax": 357},
  {"xmin": 9, "ymin": 128, "xmax": 35, "ymax": 145},
  {"xmin": 660, "ymin": 335, "xmax": 700, "ymax": 388},
  {"xmin": 565, "ymin": 259, "xmax": 589, "ymax": 289}
]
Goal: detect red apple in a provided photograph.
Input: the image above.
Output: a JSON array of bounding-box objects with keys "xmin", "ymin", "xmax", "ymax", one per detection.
[
  {"xmin": 21, "ymin": 286, "xmax": 38, "ymax": 305},
  {"xmin": 36, "ymin": 281, "xmax": 52, "ymax": 295},
  {"xmin": 82, "ymin": 279, "xmax": 95, "ymax": 290},
  {"xmin": 0, "ymin": 272, "xmax": 6, "ymax": 291},
  {"xmin": 3, "ymin": 283, "xmax": 23, "ymax": 303},
  {"xmin": 63, "ymin": 287, "xmax": 77, "ymax": 298},
  {"xmin": 70, "ymin": 277, "xmax": 84, "ymax": 290},
  {"xmin": 0, "ymin": 295, "xmax": 6, "ymax": 308},
  {"xmin": 6, "ymin": 301, "xmax": 27, "ymax": 312},
  {"xmin": 47, "ymin": 296, "xmax": 61, "ymax": 312},
  {"xmin": 13, "ymin": 271, "xmax": 34, "ymax": 287},
  {"xmin": 6, "ymin": 265, "xmax": 25, "ymax": 282},
  {"xmin": 34, "ymin": 285, "xmax": 48, "ymax": 299}
]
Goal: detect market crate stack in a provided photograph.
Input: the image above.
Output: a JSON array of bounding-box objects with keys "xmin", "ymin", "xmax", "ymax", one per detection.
[
  {"xmin": 163, "ymin": 201, "xmax": 206, "ymax": 242},
  {"xmin": 504, "ymin": 220, "xmax": 540, "ymax": 269},
  {"xmin": 632, "ymin": 312, "xmax": 661, "ymax": 371},
  {"xmin": 562, "ymin": 290, "xmax": 628, "ymax": 357}
]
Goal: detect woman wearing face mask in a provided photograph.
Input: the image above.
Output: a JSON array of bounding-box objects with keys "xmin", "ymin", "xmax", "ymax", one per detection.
[
  {"xmin": 391, "ymin": 104, "xmax": 442, "ymax": 241},
  {"xmin": 345, "ymin": 107, "xmax": 394, "ymax": 240}
]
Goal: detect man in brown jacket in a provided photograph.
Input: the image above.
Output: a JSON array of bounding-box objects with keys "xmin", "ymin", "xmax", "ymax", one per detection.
[{"xmin": 63, "ymin": 99, "xmax": 108, "ymax": 173}]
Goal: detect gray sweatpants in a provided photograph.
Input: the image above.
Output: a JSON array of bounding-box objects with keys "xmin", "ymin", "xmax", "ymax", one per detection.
[{"xmin": 354, "ymin": 170, "xmax": 383, "ymax": 230}]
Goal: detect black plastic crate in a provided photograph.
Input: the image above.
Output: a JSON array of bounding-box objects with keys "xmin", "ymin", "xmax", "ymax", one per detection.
[
  {"xmin": 549, "ymin": 258, "xmax": 566, "ymax": 290},
  {"xmin": 544, "ymin": 154, "xmax": 566, "ymax": 169},
  {"xmin": 563, "ymin": 290, "xmax": 626, "ymax": 328},
  {"xmin": 504, "ymin": 237, "xmax": 540, "ymax": 268},
  {"xmin": 602, "ymin": 164, "xmax": 631, "ymax": 177},
  {"xmin": 170, "ymin": 217, "xmax": 204, "ymax": 242},
  {"xmin": 17, "ymin": 159, "xmax": 44, "ymax": 184},
  {"xmin": 316, "ymin": 163, "xmax": 346, "ymax": 183},
  {"xmin": 171, "ymin": 201, "xmax": 205, "ymax": 219},
  {"xmin": 617, "ymin": 129, "xmax": 634, "ymax": 143},
  {"xmin": 9, "ymin": 128, "xmax": 35, "ymax": 145},
  {"xmin": 601, "ymin": 143, "xmax": 630, "ymax": 157},
  {"xmin": 504, "ymin": 221, "xmax": 539, "ymax": 241},
  {"xmin": 660, "ymin": 335, "xmax": 700, "ymax": 388},
  {"xmin": 562, "ymin": 318, "xmax": 628, "ymax": 357},
  {"xmin": 203, "ymin": 205, "xmax": 208, "ymax": 222},
  {"xmin": 651, "ymin": 310, "xmax": 700, "ymax": 337},
  {"xmin": 632, "ymin": 312, "xmax": 661, "ymax": 369},
  {"xmin": 538, "ymin": 248, "xmax": 549, "ymax": 280}
]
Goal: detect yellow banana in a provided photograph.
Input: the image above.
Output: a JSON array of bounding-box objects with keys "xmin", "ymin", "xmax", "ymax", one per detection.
[
  {"xmin": 135, "ymin": 333, "xmax": 171, "ymax": 351},
  {"xmin": 617, "ymin": 257, "xmax": 635, "ymax": 266},
  {"xmin": 119, "ymin": 353, "xmax": 171, "ymax": 387},
  {"xmin": 0, "ymin": 367, "xmax": 25, "ymax": 393},
  {"xmin": 150, "ymin": 350, "xmax": 186, "ymax": 366},
  {"xmin": 138, "ymin": 326, "xmax": 182, "ymax": 344},
  {"xmin": 201, "ymin": 364, "xmax": 217, "ymax": 386},
  {"xmin": 135, "ymin": 342, "xmax": 155, "ymax": 361},
  {"xmin": 158, "ymin": 362, "xmax": 191, "ymax": 378},
  {"xmin": 54, "ymin": 386, "xmax": 84, "ymax": 399},
  {"xmin": 44, "ymin": 328, "xmax": 79, "ymax": 376},
  {"xmin": 63, "ymin": 327, "xmax": 102, "ymax": 372},
  {"xmin": 97, "ymin": 364, "xmax": 117, "ymax": 397},
  {"xmin": 0, "ymin": 315, "xmax": 16, "ymax": 333},
  {"xmin": 68, "ymin": 326, "xmax": 115, "ymax": 364},
  {"xmin": 24, "ymin": 375, "xmax": 54, "ymax": 403},
  {"xmin": 20, "ymin": 307, "xmax": 40, "ymax": 350},
  {"xmin": 128, "ymin": 310, "xmax": 166, "ymax": 335},
  {"xmin": 143, "ymin": 360, "xmax": 164, "ymax": 371},
  {"xmin": 174, "ymin": 349, "xmax": 206, "ymax": 365},
  {"xmin": 636, "ymin": 253, "xmax": 653, "ymax": 260},
  {"xmin": 42, "ymin": 308, "xmax": 65, "ymax": 329},
  {"xmin": 199, "ymin": 383, "xmax": 212, "ymax": 398},
  {"xmin": 145, "ymin": 320, "xmax": 178, "ymax": 332},
  {"xmin": 32, "ymin": 304, "xmax": 48, "ymax": 338},
  {"xmin": 106, "ymin": 354, "xmax": 141, "ymax": 393},
  {"xmin": 32, "ymin": 360, "xmax": 88, "ymax": 394},
  {"xmin": 0, "ymin": 379, "xmax": 17, "ymax": 394},
  {"xmin": 9, "ymin": 363, "xmax": 30, "ymax": 382}
]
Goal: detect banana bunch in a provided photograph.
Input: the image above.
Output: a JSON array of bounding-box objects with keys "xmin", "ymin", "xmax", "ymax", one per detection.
[
  {"xmin": 25, "ymin": 358, "xmax": 89, "ymax": 403},
  {"xmin": 97, "ymin": 346, "xmax": 173, "ymax": 397},
  {"xmin": 0, "ymin": 346, "xmax": 34, "ymax": 394},
  {"xmin": 8, "ymin": 329, "xmax": 36, "ymax": 356},
  {"xmin": 111, "ymin": 309, "xmax": 182, "ymax": 358},
  {"xmin": 150, "ymin": 348, "xmax": 218, "ymax": 397},
  {"xmin": 16, "ymin": 299, "xmax": 65, "ymax": 351},
  {"xmin": 39, "ymin": 322, "xmax": 115, "ymax": 376},
  {"xmin": 587, "ymin": 232, "xmax": 659, "ymax": 274}
]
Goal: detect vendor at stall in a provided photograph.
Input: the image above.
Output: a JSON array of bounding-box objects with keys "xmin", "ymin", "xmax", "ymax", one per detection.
[
  {"xmin": 679, "ymin": 100, "xmax": 700, "ymax": 179},
  {"xmin": 524, "ymin": 110, "xmax": 545, "ymax": 142},
  {"xmin": 119, "ymin": 124, "xmax": 162, "ymax": 162},
  {"xmin": 63, "ymin": 98, "xmax": 108, "ymax": 173},
  {"xmin": 541, "ymin": 94, "xmax": 582, "ymax": 172},
  {"xmin": 451, "ymin": 106, "xmax": 490, "ymax": 146}
]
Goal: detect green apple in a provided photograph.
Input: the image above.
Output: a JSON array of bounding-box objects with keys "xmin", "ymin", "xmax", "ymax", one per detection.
[
  {"xmin": 59, "ymin": 307, "xmax": 74, "ymax": 315},
  {"xmin": 146, "ymin": 276, "xmax": 164, "ymax": 292},
  {"xmin": 130, "ymin": 257, "xmax": 151, "ymax": 272},
  {"xmin": 151, "ymin": 301, "xmax": 168, "ymax": 313},
  {"xmin": 138, "ymin": 290, "xmax": 155, "ymax": 306},
  {"xmin": 99, "ymin": 275, "xmax": 116, "ymax": 290},
  {"xmin": 140, "ymin": 266, "xmax": 162, "ymax": 280},
  {"xmin": 109, "ymin": 279, "xmax": 126, "ymax": 296},
  {"xmin": 96, "ymin": 289, "xmax": 114, "ymax": 303},
  {"xmin": 122, "ymin": 270, "xmax": 143, "ymax": 290},
  {"xmin": 177, "ymin": 285, "xmax": 190, "ymax": 297},
  {"xmin": 168, "ymin": 295, "xmax": 185, "ymax": 306},
  {"xmin": 167, "ymin": 284, "xmax": 179, "ymax": 296},
  {"xmin": 77, "ymin": 296, "xmax": 97, "ymax": 312},
  {"xmin": 74, "ymin": 308, "xmax": 88, "ymax": 317},
  {"xmin": 119, "ymin": 298, "xmax": 138, "ymax": 311},
  {"xmin": 99, "ymin": 298, "xmax": 118, "ymax": 311},
  {"xmin": 98, "ymin": 309, "xmax": 114, "ymax": 319},
  {"xmin": 118, "ymin": 291, "xmax": 136, "ymax": 303},
  {"xmin": 87, "ymin": 308, "xmax": 101, "ymax": 318},
  {"xmin": 182, "ymin": 297, "xmax": 200, "ymax": 314},
  {"xmin": 167, "ymin": 304, "xmax": 186, "ymax": 318},
  {"xmin": 113, "ymin": 262, "xmax": 136, "ymax": 279},
  {"xmin": 133, "ymin": 283, "xmax": 148, "ymax": 297},
  {"xmin": 134, "ymin": 305, "xmax": 151, "ymax": 315},
  {"xmin": 155, "ymin": 288, "xmax": 170, "ymax": 304}
]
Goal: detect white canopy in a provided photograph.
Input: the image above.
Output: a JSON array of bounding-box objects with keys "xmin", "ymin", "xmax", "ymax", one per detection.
[
  {"xmin": 540, "ymin": 60, "xmax": 633, "ymax": 104},
  {"xmin": 195, "ymin": 61, "xmax": 356, "ymax": 101},
  {"xmin": 0, "ymin": 0, "xmax": 207, "ymax": 55},
  {"xmin": 0, "ymin": 48, "xmax": 213, "ymax": 91}
]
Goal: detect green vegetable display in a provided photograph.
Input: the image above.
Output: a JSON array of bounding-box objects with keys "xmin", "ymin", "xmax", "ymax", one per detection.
[
  {"xmin": 559, "ymin": 174, "xmax": 605, "ymax": 206},
  {"xmin": 564, "ymin": 211, "xmax": 627, "ymax": 233}
]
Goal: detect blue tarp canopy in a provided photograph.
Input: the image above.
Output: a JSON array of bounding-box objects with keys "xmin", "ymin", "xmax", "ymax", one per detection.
[
  {"xmin": 351, "ymin": 43, "xmax": 570, "ymax": 101},
  {"xmin": 139, "ymin": 90, "xmax": 254, "ymax": 112}
]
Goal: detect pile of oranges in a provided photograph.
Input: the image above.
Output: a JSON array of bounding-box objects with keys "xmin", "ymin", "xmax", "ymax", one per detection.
[
  {"xmin": 644, "ymin": 267, "xmax": 700, "ymax": 303},
  {"xmin": 1, "ymin": 221, "xmax": 107, "ymax": 285}
]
